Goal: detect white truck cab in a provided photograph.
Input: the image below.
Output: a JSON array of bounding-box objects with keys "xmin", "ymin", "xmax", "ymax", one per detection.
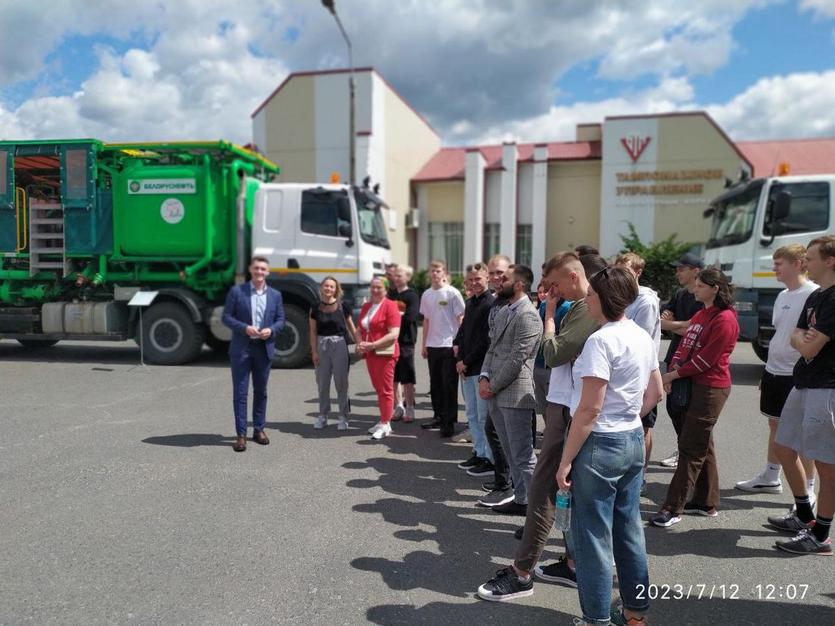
[
  {"xmin": 703, "ymin": 174, "xmax": 834, "ymax": 361},
  {"xmin": 249, "ymin": 182, "xmax": 392, "ymax": 366}
]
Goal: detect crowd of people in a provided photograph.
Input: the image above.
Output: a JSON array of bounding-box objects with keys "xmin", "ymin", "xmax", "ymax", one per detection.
[{"xmin": 223, "ymin": 234, "xmax": 835, "ymax": 625}]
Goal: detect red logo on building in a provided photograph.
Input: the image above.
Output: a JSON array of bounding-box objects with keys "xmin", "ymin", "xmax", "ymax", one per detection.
[{"xmin": 621, "ymin": 135, "xmax": 651, "ymax": 162}]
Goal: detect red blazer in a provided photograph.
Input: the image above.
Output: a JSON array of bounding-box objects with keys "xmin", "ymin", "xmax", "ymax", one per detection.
[{"xmin": 358, "ymin": 298, "xmax": 401, "ymax": 359}]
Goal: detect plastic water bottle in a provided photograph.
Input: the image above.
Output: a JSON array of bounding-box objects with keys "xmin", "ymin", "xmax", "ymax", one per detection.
[{"xmin": 555, "ymin": 489, "xmax": 572, "ymax": 531}]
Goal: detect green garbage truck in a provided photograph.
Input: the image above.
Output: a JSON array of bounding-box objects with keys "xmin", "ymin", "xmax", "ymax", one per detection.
[{"xmin": 0, "ymin": 139, "xmax": 392, "ymax": 366}]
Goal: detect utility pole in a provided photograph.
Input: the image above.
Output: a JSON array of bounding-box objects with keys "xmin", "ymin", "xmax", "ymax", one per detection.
[{"xmin": 322, "ymin": 0, "xmax": 355, "ymax": 185}]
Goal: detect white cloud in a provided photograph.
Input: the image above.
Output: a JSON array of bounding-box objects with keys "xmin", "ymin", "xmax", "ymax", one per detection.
[{"xmin": 801, "ymin": 0, "xmax": 835, "ymax": 18}]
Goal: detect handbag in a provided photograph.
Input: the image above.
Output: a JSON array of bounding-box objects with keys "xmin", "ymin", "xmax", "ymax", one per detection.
[
  {"xmin": 373, "ymin": 342, "xmax": 396, "ymax": 356},
  {"xmin": 667, "ymin": 310, "xmax": 719, "ymax": 413}
]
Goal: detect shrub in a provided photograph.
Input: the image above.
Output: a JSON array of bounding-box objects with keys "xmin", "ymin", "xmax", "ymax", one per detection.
[{"xmin": 619, "ymin": 223, "xmax": 694, "ymax": 302}]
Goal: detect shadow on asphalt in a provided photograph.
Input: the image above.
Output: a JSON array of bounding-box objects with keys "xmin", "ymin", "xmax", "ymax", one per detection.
[
  {"xmin": 0, "ymin": 341, "xmax": 230, "ymax": 367},
  {"xmin": 365, "ymin": 600, "xmax": 573, "ymax": 624},
  {"xmin": 142, "ymin": 433, "xmax": 236, "ymax": 447}
]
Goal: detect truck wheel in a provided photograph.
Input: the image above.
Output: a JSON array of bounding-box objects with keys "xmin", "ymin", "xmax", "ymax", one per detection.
[
  {"xmin": 138, "ymin": 302, "xmax": 205, "ymax": 365},
  {"xmin": 752, "ymin": 341, "xmax": 769, "ymax": 363},
  {"xmin": 205, "ymin": 333, "xmax": 230, "ymax": 354},
  {"xmin": 272, "ymin": 304, "xmax": 310, "ymax": 369},
  {"xmin": 17, "ymin": 339, "xmax": 59, "ymax": 348}
]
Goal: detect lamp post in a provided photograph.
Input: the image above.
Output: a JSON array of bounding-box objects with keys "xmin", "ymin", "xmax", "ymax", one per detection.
[{"xmin": 322, "ymin": 0, "xmax": 355, "ymax": 186}]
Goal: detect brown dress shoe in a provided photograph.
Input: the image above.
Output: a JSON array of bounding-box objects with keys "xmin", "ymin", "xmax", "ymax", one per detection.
[
  {"xmin": 253, "ymin": 430, "xmax": 270, "ymax": 445},
  {"xmin": 233, "ymin": 436, "xmax": 246, "ymax": 452}
]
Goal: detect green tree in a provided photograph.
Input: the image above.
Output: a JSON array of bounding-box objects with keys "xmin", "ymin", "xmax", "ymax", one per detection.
[{"xmin": 619, "ymin": 223, "xmax": 693, "ymax": 302}]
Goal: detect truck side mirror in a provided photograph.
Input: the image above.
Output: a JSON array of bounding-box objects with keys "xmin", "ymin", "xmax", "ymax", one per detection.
[
  {"xmin": 773, "ymin": 190, "xmax": 791, "ymax": 221},
  {"xmin": 338, "ymin": 222, "xmax": 352, "ymax": 238}
]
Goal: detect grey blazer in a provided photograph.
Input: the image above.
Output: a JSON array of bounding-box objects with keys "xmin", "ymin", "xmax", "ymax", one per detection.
[{"xmin": 481, "ymin": 296, "xmax": 543, "ymax": 409}]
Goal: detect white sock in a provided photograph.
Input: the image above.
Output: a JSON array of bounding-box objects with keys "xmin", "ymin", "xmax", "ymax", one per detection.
[
  {"xmin": 807, "ymin": 476, "xmax": 817, "ymax": 493},
  {"xmin": 763, "ymin": 463, "xmax": 781, "ymax": 483}
]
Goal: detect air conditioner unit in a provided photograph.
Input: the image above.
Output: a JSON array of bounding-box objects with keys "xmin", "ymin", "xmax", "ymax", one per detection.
[{"xmin": 406, "ymin": 208, "xmax": 420, "ymax": 229}]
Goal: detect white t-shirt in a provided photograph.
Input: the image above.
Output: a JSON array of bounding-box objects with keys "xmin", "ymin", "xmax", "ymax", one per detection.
[
  {"xmin": 546, "ymin": 362, "xmax": 573, "ymax": 407},
  {"xmin": 766, "ymin": 281, "xmax": 818, "ymax": 376},
  {"xmin": 420, "ymin": 284, "xmax": 465, "ymax": 347},
  {"xmin": 570, "ymin": 319, "xmax": 658, "ymax": 433},
  {"xmin": 625, "ymin": 285, "xmax": 661, "ymax": 357}
]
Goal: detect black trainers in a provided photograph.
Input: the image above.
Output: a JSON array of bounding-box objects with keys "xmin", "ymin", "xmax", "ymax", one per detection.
[
  {"xmin": 467, "ymin": 459, "xmax": 495, "ymax": 477},
  {"xmin": 492, "ymin": 500, "xmax": 528, "ymax": 516},
  {"xmin": 458, "ymin": 454, "xmax": 481, "ymax": 469},
  {"xmin": 534, "ymin": 556, "xmax": 577, "ymax": 588},
  {"xmin": 477, "ymin": 488, "xmax": 514, "ymax": 507},
  {"xmin": 649, "ymin": 509, "xmax": 681, "ymax": 528},
  {"xmin": 683, "ymin": 502, "xmax": 718, "ymax": 517},
  {"xmin": 481, "ymin": 481, "xmax": 497, "ymax": 492},
  {"xmin": 477, "ymin": 567, "xmax": 534, "ymax": 602}
]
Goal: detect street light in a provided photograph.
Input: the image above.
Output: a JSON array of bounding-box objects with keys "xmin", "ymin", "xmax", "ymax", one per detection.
[{"xmin": 321, "ymin": 0, "xmax": 356, "ymax": 186}]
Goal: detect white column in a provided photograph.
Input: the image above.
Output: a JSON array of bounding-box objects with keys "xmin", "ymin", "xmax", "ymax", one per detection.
[
  {"xmin": 531, "ymin": 144, "xmax": 548, "ymax": 272},
  {"xmin": 416, "ymin": 184, "xmax": 430, "ymax": 270},
  {"xmin": 464, "ymin": 149, "xmax": 485, "ymax": 268},
  {"xmin": 499, "ymin": 142, "xmax": 518, "ymax": 262}
]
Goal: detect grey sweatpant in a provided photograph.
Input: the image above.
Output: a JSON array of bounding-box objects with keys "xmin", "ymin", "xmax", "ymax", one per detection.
[
  {"xmin": 315, "ymin": 336, "xmax": 350, "ymax": 417},
  {"xmin": 491, "ymin": 400, "xmax": 538, "ymax": 505}
]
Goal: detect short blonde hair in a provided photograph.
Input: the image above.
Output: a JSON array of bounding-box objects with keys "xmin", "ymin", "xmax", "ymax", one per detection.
[
  {"xmin": 773, "ymin": 244, "xmax": 806, "ymax": 263},
  {"xmin": 397, "ymin": 264, "xmax": 414, "ymax": 279},
  {"xmin": 614, "ymin": 252, "xmax": 646, "ymax": 274},
  {"xmin": 429, "ymin": 260, "xmax": 447, "ymax": 271}
]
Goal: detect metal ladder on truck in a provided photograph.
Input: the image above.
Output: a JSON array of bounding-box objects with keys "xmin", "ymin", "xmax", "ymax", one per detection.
[{"xmin": 26, "ymin": 191, "xmax": 68, "ymax": 277}]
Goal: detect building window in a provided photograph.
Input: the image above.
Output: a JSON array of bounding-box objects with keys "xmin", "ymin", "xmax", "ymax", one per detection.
[
  {"xmin": 428, "ymin": 222, "xmax": 464, "ymax": 275},
  {"xmin": 516, "ymin": 224, "xmax": 532, "ymax": 267},
  {"xmin": 483, "ymin": 223, "xmax": 500, "ymax": 261}
]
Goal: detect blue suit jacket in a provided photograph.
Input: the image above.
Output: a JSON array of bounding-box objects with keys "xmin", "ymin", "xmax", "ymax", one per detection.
[{"xmin": 222, "ymin": 282, "xmax": 286, "ymax": 360}]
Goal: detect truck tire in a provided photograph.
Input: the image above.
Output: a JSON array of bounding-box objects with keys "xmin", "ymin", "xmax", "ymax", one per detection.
[
  {"xmin": 752, "ymin": 341, "xmax": 769, "ymax": 363},
  {"xmin": 138, "ymin": 302, "xmax": 205, "ymax": 365},
  {"xmin": 17, "ymin": 339, "xmax": 59, "ymax": 348},
  {"xmin": 272, "ymin": 303, "xmax": 310, "ymax": 369},
  {"xmin": 205, "ymin": 333, "xmax": 231, "ymax": 354}
]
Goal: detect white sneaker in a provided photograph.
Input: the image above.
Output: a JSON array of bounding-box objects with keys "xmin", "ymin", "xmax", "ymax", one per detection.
[
  {"xmin": 392, "ymin": 404, "xmax": 405, "ymax": 421},
  {"xmin": 337, "ymin": 416, "xmax": 349, "ymax": 431},
  {"xmin": 659, "ymin": 451, "xmax": 679, "ymax": 467},
  {"xmin": 367, "ymin": 421, "xmax": 384, "ymax": 434},
  {"xmin": 735, "ymin": 471, "xmax": 782, "ymax": 494},
  {"xmin": 451, "ymin": 428, "xmax": 471, "ymax": 443},
  {"xmin": 371, "ymin": 423, "xmax": 392, "ymax": 440},
  {"xmin": 314, "ymin": 415, "xmax": 327, "ymax": 429},
  {"xmin": 403, "ymin": 406, "xmax": 415, "ymax": 423}
]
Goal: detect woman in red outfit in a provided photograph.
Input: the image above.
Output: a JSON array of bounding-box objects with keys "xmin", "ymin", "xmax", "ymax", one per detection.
[
  {"xmin": 358, "ymin": 276, "xmax": 401, "ymax": 440},
  {"xmin": 651, "ymin": 268, "xmax": 739, "ymax": 528}
]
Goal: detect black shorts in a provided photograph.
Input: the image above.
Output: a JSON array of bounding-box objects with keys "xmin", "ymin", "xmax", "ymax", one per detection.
[
  {"xmin": 641, "ymin": 405, "xmax": 657, "ymax": 429},
  {"xmin": 394, "ymin": 345, "xmax": 416, "ymax": 384},
  {"xmin": 760, "ymin": 371, "xmax": 795, "ymax": 419}
]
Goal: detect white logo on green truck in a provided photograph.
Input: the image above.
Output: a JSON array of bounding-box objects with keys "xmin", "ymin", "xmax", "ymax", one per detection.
[{"xmin": 128, "ymin": 179, "xmax": 197, "ymax": 194}]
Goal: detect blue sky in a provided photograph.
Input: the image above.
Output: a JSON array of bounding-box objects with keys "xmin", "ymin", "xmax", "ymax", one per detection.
[{"xmin": 0, "ymin": 0, "xmax": 834, "ymax": 144}]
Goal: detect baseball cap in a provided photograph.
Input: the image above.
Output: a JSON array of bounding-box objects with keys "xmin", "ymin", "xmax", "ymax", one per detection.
[{"xmin": 670, "ymin": 253, "xmax": 704, "ymax": 269}]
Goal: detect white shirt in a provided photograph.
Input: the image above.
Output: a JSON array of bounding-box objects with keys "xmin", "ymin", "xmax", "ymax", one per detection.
[
  {"xmin": 419, "ymin": 284, "xmax": 465, "ymax": 347},
  {"xmin": 570, "ymin": 319, "xmax": 658, "ymax": 433},
  {"xmin": 766, "ymin": 281, "xmax": 818, "ymax": 376},
  {"xmin": 625, "ymin": 285, "xmax": 661, "ymax": 357},
  {"xmin": 361, "ymin": 301, "xmax": 382, "ymax": 331},
  {"xmin": 546, "ymin": 362, "xmax": 573, "ymax": 407}
]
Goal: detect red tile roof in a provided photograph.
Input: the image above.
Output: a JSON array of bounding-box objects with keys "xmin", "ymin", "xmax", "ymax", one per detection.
[
  {"xmin": 412, "ymin": 141, "xmax": 601, "ymax": 182},
  {"xmin": 736, "ymin": 137, "xmax": 835, "ymax": 177}
]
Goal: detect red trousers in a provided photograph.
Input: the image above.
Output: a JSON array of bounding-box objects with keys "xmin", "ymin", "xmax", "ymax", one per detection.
[{"xmin": 365, "ymin": 353, "xmax": 397, "ymax": 423}]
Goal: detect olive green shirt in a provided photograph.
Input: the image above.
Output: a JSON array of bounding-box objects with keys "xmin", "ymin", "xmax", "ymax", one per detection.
[{"xmin": 541, "ymin": 298, "xmax": 600, "ymax": 367}]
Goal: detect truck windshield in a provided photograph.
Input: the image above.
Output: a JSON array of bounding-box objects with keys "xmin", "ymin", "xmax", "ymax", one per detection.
[
  {"xmin": 355, "ymin": 189, "xmax": 391, "ymax": 249},
  {"xmin": 705, "ymin": 180, "xmax": 763, "ymax": 249}
]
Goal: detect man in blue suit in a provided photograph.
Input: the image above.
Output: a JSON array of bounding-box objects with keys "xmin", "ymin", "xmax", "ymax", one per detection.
[{"xmin": 222, "ymin": 256, "xmax": 285, "ymax": 452}]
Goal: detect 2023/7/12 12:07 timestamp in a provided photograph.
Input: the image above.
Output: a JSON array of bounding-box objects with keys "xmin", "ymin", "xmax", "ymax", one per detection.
[{"xmin": 636, "ymin": 584, "xmax": 811, "ymax": 601}]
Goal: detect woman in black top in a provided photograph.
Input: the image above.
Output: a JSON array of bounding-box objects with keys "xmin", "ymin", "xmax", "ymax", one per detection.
[{"xmin": 309, "ymin": 276, "xmax": 357, "ymax": 430}]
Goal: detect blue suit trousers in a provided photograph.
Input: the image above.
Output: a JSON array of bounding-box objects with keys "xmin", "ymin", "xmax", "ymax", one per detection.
[{"xmin": 231, "ymin": 340, "xmax": 272, "ymax": 436}]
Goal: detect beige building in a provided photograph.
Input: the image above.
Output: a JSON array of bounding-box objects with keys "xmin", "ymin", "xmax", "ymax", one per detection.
[{"xmin": 253, "ymin": 68, "xmax": 835, "ymax": 274}]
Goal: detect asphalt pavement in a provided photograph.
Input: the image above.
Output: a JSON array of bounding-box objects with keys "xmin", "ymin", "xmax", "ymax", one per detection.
[{"xmin": 1, "ymin": 338, "xmax": 833, "ymax": 625}]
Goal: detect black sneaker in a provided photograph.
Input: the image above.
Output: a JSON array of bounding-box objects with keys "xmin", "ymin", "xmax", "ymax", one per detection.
[
  {"xmin": 467, "ymin": 459, "xmax": 495, "ymax": 477},
  {"xmin": 481, "ymin": 481, "xmax": 497, "ymax": 492},
  {"xmin": 458, "ymin": 454, "xmax": 481, "ymax": 469},
  {"xmin": 534, "ymin": 557, "xmax": 577, "ymax": 588},
  {"xmin": 683, "ymin": 502, "xmax": 718, "ymax": 517},
  {"xmin": 492, "ymin": 500, "xmax": 528, "ymax": 516},
  {"xmin": 477, "ymin": 567, "xmax": 533, "ymax": 602},
  {"xmin": 649, "ymin": 509, "xmax": 681, "ymax": 528},
  {"xmin": 477, "ymin": 488, "xmax": 514, "ymax": 507},
  {"xmin": 421, "ymin": 418, "xmax": 442, "ymax": 430}
]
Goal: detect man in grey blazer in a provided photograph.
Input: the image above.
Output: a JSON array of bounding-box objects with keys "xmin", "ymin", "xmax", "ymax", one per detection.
[{"xmin": 479, "ymin": 265, "xmax": 543, "ymax": 515}]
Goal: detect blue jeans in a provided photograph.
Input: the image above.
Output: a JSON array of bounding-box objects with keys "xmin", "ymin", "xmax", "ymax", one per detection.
[
  {"xmin": 461, "ymin": 375, "xmax": 492, "ymax": 461},
  {"xmin": 570, "ymin": 427, "xmax": 648, "ymax": 625}
]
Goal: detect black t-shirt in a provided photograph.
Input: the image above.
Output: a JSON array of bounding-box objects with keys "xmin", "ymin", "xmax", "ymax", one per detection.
[
  {"xmin": 793, "ymin": 285, "xmax": 835, "ymax": 389},
  {"xmin": 390, "ymin": 288, "xmax": 420, "ymax": 346},
  {"xmin": 310, "ymin": 300, "xmax": 352, "ymax": 338},
  {"xmin": 662, "ymin": 287, "xmax": 703, "ymax": 364}
]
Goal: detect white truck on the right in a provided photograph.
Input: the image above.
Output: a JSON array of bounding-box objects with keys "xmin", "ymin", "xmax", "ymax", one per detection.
[{"xmin": 702, "ymin": 173, "xmax": 834, "ymax": 362}]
